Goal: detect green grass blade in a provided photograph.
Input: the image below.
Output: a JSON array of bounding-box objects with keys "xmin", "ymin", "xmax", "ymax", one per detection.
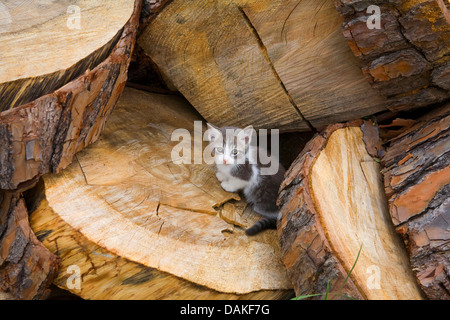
[
  {"xmin": 324, "ymin": 279, "xmax": 332, "ymax": 300},
  {"xmin": 336, "ymin": 244, "xmax": 363, "ymax": 297},
  {"xmin": 292, "ymin": 245, "xmax": 363, "ymax": 301},
  {"xmin": 291, "ymin": 293, "xmax": 323, "ymax": 300}
]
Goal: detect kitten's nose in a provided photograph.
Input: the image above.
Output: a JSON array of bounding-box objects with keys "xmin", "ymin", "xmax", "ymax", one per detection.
[{"xmin": 223, "ymin": 158, "xmax": 228, "ymax": 164}]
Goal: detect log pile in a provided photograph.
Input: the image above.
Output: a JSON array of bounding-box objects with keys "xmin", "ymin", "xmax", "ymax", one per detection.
[
  {"xmin": 277, "ymin": 120, "xmax": 425, "ymax": 300},
  {"xmin": 30, "ymin": 87, "xmax": 293, "ymax": 299},
  {"xmin": 0, "ymin": 0, "xmax": 449, "ymax": 300},
  {"xmin": 0, "ymin": 0, "xmax": 142, "ymax": 299},
  {"xmin": 138, "ymin": 0, "xmax": 389, "ymax": 131}
]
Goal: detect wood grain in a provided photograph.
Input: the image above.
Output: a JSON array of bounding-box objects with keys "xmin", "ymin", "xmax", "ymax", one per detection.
[
  {"xmin": 242, "ymin": 0, "xmax": 387, "ymax": 129},
  {"xmin": 0, "ymin": 0, "xmax": 141, "ymax": 190},
  {"xmin": 0, "ymin": 0, "xmax": 135, "ymax": 112},
  {"xmin": 139, "ymin": 0, "xmax": 388, "ymax": 131},
  {"xmin": 278, "ymin": 120, "xmax": 424, "ymax": 299},
  {"xmin": 36, "ymin": 87, "xmax": 293, "ymax": 297},
  {"xmin": 30, "ymin": 196, "xmax": 293, "ymax": 300}
]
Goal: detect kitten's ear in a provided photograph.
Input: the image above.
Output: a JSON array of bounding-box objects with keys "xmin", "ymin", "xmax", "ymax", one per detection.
[
  {"xmin": 206, "ymin": 123, "xmax": 221, "ymax": 142},
  {"xmin": 240, "ymin": 125, "xmax": 254, "ymax": 145}
]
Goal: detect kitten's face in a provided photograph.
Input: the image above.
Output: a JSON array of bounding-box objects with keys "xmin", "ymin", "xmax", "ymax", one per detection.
[{"xmin": 207, "ymin": 124, "xmax": 253, "ymax": 165}]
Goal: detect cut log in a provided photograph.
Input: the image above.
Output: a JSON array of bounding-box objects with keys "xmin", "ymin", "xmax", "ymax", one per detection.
[
  {"xmin": 336, "ymin": 0, "xmax": 450, "ymax": 111},
  {"xmin": 381, "ymin": 103, "xmax": 450, "ymax": 300},
  {"xmin": 30, "ymin": 87, "xmax": 293, "ymax": 299},
  {"xmin": 0, "ymin": 190, "xmax": 59, "ymax": 299},
  {"xmin": 277, "ymin": 120, "xmax": 424, "ymax": 299},
  {"xmin": 0, "ymin": 0, "xmax": 142, "ymax": 300},
  {"xmin": 30, "ymin": 195, "xmax": 291, "ymax": 300},
  {"xmin": 138, "ymin": 0, "xmax": 388, "ymax": 131},
  {"xmin": 0, "ymin": 0, "xmax": 142, "ymax": 190},
  {"xmin": 0, "ymin": 0, "xmax": 137, "ymax": 112}
]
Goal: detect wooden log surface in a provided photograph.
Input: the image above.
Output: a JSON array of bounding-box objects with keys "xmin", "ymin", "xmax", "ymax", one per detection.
[
  {"xmin": 277, "ymin": 120, "xmax": 424, "ymax": 299},
  {"xmin": 0, "ymin": 0, "xmax": 142, "ymax": 300},
  {"xmin": 0, "ymin": 0, "xmax": 142, "ymax": 190},
  {"xmin": 0, "ymin": 0, "xmax": 137, "ymax": 112},
  {"xmin": 139, "ymin": 0, "xmax": 173, "ymax": 34},
  {"xmin": 2, "ymin": 0, "xmax": 447, "ymax": 301},
  {"xmin": 30, "ymin": 87, "xmax": 293, "ymax": 299},
  {"xmin": 381, "ymin": 103, "xmax": 450, "ymax": 300},
  {"xmin": 336, "ymin": 0, "xmax": 450, "ymax": 111},
  {"xmin": 139, "ymin": 0, "xmax": 388, "ymax": 131},
  {"xmin": 30, "ymin": 191, "xmax": 292, "ymax": 300}
]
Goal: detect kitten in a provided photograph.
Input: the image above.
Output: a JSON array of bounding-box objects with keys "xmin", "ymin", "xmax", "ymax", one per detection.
[{"xmin": 206, "ymin": 123, "xmax": 285, "ymax": 235}]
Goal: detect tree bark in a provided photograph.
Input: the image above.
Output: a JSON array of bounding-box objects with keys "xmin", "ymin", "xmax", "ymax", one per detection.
[
  {"xmin": 277, "ymin": 120, "xmax": 424, "ymax": 299},
  {"xmin": 0, "ymin": 0, "xmax": 142, "ymax": 299},
  {"xmin": 0, "ymin": 0, "xmax": 142, "ymax": 190},
  {"xmin": 0, "ymin": 190, "xmax": 59, "ymax": 299},
  {"xmin": 336, "ymin": 0, "xmax": 450, "ymax": 111},
  {"xmin": 139, "ymin": 0, "xmax": 390, "ymax": 131},
  {"xmin": 30, "ymin": 87, "xmax": 293, "ymax": 299},
  {"xmin": 381, "ymin": 103, "xmax": 450, "ymax": 300}
]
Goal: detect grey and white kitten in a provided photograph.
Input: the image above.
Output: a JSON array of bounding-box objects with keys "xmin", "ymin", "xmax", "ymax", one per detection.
[{"xmin": 206, "ymin": 123, "xmax": 285, "ymax": 235}]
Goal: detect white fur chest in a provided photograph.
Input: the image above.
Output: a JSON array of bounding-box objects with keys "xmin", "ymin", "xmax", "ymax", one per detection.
[
  {"xmin": 215, "ymin": 164, "xmax": 258, "ymax": 194},
  {"xmin": 216, "ymin": 164, "xmax": 233, "ymax": 179}
]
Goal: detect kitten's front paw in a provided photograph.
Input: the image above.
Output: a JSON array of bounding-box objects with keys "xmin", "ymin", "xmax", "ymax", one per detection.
[
  {"xmin": 216, "ymin": 172, "xmax": 226, "ymax": 182},
  {"xmin": 221, "ymin": 181, "xmax": 238, "ymax": 193}
]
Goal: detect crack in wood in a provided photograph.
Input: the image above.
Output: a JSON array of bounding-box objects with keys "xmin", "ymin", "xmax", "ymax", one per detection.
[
  {"xmin": 157, "ymin": 221, "xmax": 165, "ymax": 235},
  {"xmin": 75, "ymin": 155, "xmax": 89, "ymax": 186},
  {"xmin": 281, "ymin": 0, "xmax": 302, "ymax": 45},
  {"xmin": 238, "ymin": 6, "xmax": 316, "ymax": 132}
]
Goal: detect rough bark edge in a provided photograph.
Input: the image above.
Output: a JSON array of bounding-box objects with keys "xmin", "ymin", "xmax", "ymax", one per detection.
[
  {"xmin": 138, "ymin": 0, "xmax": 173, "ymax": 35},
  {"xmin": 0, "ymin": 191, "xmax": 59, "ymax": 299},
  {"xmin": 0, "ymin": 0, "xmax": 142, "ymax": 190},
  {"xmin": 335, "ymin": 0, "xmax": 450, "ymax": 111},
  {"xmin": 0, "ymin": 29, "xmax": 122, "ymax": 113},
  {"xmin": 0, "ymin": 0, "xmax": 142, "ymax": 300},
  {"xmin": 277, "ymin": 119, "xmax": 375, "ymax": 300},
  {"xmin": 381, "ymin": 103, "xmax": 450, "ymax": 300}
]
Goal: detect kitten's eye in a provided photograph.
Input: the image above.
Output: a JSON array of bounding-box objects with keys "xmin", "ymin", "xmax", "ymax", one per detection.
[
  {"xmin": 216, "ymin": 147, "xmax": 224, "ymax": 154},
  {"xmin": 231, "ymin": 149, "xmax": 239, "ymax": 156}
]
